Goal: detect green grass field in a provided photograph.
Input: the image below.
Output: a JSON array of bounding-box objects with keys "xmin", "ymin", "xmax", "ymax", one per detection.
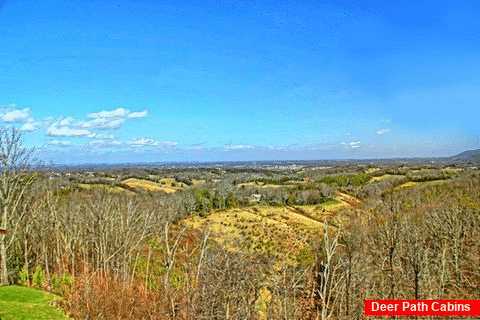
[{"xmin": 0, "ymin": 286, "xmax": 69, "ymax": 319}]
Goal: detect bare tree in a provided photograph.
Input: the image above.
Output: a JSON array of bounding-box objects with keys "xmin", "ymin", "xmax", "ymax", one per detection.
[
  {"xmin": 0, "ymin": 127, "xmax": 38, "ymax": 285},
  {"xmin": 316, "ymin": 221, "xmax": 343, "ymax": 320}
]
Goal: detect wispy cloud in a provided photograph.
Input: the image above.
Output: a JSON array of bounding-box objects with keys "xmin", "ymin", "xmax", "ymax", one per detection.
[
  {"xmin": 44, "ymin": 107, "xmax": 149, "ymax": 137},
  {"xmin": 0, "ymin": 105, "xmax": 34, "ymax": 125},
  {"xmin": 59, "ymin": 117, "xmax": 73, "ymax": 126},
  {"xmin": 0, "ymin": 107, "xmax": 30, "ymax": 123},
  {"xmin": 20, "ymin": 118, "xmax": 41, "ymax": 132},
  {"xmin": 186, "ymin": 142, "xmax": 207, "ymax": 150},
  {"xmin": 46, "ymin": 123, "xmax": 91, "ymax": 137},
  {"xmin": 223, "ymin": 144, "xmax": 253, "ymax": 151},
  {"xmin": 88, "ymin": 140, "xmax": 123, "ymax": 148},
  {"xmin": 87, "ymin": 133, "xmax": 116, "ymax": 140},
  {"xmin": 127, "ymin": 138, "xmax": 178, "ymax": 148},
  {"xmin": 376, "ymin": 129, "xmax": 390, "ymax": 135},
  {"xmin": 76, "ymin": 118, "xmax": 125, "ymax": 130},
  {"xmin": 76, "ymin": 107, "xmax": 148, "ymax": 130},
  {"xmin": 341, "ymin": 141, "xmax": 361, "ymax": 148},
  {"xmin": 127, "ymin": 110, "xmax": 148, "ymax": 118},
  {"xmin": 87, "ymin": 108, "xmax": 130, "ymax": 119},
  {"xmin": 48, "ymin": 139, "xmax": 72, "ymax": 147}
]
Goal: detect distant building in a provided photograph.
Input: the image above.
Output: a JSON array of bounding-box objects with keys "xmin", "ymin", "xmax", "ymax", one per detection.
[{"xmin": 250, "ymin": 194, "xmax": 265, "ymax": 202}]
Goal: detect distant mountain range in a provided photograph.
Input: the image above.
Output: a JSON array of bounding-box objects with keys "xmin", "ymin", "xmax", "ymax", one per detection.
[
  {"xmin": 44, "ymin": 150, "xmax": 480, "ymax": 170},
  {"xmin": 453, "ymin": 149, "xmax": 480, "ymax": 158}
]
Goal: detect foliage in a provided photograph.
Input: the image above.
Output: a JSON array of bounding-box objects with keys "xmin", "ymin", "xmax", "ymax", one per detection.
[
  {"xmin": 18, "ymin": 265, "xmax": 29, "ymax": 287},
  {"xmin": 320, "ymin": 175, "xmax": 348, "ymax": 186},
  {"xmin": 32, "ymin": 267, "xmax": 45, "ymax": 289}
]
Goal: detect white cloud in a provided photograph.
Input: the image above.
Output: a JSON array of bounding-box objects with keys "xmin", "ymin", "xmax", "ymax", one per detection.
[
  {"xmin": 49, "ymin": 140, "xmax": 72, "ymax": 147},
  {"xmin": 77, "ymin": 118, "xmax": 125, "ymax": 130},
  {"xmin": 127, "ymin": 138, "xmax": 178, "ymax": 148},
  {"xmin": 20, "ymin": 118, "xmax": 41, "ymax": 132},
  {"xmin": 46, "ymin": 123, "xmax": 91, "ymax": 137},
  {"xmin": 0, "ymin": 107, "xmax": 30, "ymax": 123},
  {"xmin": 0, "ymin": 106, "xmax": 42, "ymax": 130},
  {"xmin": 224, "ymin": 144, "xmax": 253, "ymax": 150},
  {"xmin": 341, "ymin": 141, "xmax": 361, "ymax": 148},
  {"xmin": 87, "ymin": 133, "xmax": 115, "ymax": 140},
  {"xmin": 161, "ymin": 140, "xmax": 178, "ymax": 147},
  {"xmin": 127, "ymin": 110, "xmax": 148, "ymax": 118},
  {"xmin": 187, "ymin": 142, "xmax": 207, "ymax": 150},
  {"xmin": 69, "ymin": 107, "xmax": 149, "ymax": 130},
  {"xmin": 88, "ymin": 140, "xmax": 122, "ymax": 148},
  {"xmin": 376, "ymin": 129, "xmax": 391, "ymax": 135},
  {"xmin": 41, "ymin": 107, "xmax": 149, "ymax": 141},
  {"xmin": 87, "ymin": 107, "xmax": 130, "ymax": 119},
  {"xmin": 59, "ymin": 117, "xmax": 73, "ymax": 126}
]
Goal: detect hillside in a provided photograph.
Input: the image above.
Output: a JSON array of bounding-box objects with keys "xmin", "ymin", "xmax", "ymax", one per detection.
[
  {"xmin": 182, "ymin": 193, "xmax": 356, "ymax": 267},
  {"xmin": 453, "ymin": 148, "xmax": 480, "ymax": 158}
]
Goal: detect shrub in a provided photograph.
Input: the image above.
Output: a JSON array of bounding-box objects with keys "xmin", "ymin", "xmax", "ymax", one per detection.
[
  {"xmin": 32, "ymin": 267, "xmax": 45, "ymax": 289},
  {"xmin": 18, "ymin": 265, "xmax": 29, "ymax": 286},
  {"xmin": 52, "ymin": 274, "xmax": 59, "ymax": 293},
  {"xmin": 321, "ymin": 175, "xmax": 348, "ymax": 186}
]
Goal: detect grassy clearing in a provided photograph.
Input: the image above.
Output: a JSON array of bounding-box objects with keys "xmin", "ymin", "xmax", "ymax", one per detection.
[
  {"xmin": 442, "ymin": 167, "xmax": 464, "ymax": 174},
  {"xmin": 365, "ymin": 168, "xmax": 380, "ymax": 174},
  {"xmin": 369, "ymin": 174, "xmax": 405, "ymax": 183},
  {"xmin": 320, "ymin": 199, "xmax": 340, "ymax": 206},
  {"xmin": 0, "ymin": 286, "xmax": 69, "ymax": 319},
  {"xmin": 181, "ymin": 199, "xmax": 353, "ymax": 267},
  {"xmin": 159, "ymin": 177, "xmax": 176, "ymax": 185},
  {"xmin": 184, "ymin": 207, "xmax": 315, "ymax": 265},
  {"xmin": 392, "ymin": 179, "xmax": 448, "ymax": 192},
  {"xmin": 394, "ymin": 181, "xmax": 418, "ymax": 190},
  {"xmin": 79, "ymin": 183, "xmax": 131, "ymax": 193},
  {"xmin": 121, "ymin": 178, "xmax": 179, "ymax": 193}
]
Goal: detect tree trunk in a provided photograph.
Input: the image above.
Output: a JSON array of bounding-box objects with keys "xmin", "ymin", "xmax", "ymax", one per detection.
[{"xmin": 1, "ymin": 235, "xmax": 8, "ymax": 285}]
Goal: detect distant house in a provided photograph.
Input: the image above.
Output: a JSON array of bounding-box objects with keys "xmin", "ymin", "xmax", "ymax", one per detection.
[{"xmin": 250, "ymin": 194, "xmax": 265, "ymax": 203}]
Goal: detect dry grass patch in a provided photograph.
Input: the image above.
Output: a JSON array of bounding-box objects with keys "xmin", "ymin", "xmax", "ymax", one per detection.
[
  {"xmin": 291, "ymin": 193, "xmax": 358, "ymax": 224},
  {"xmin": 369, "ymin": 174, "xmax": 405, "ymax": 183},
  {"xmin": 237, "ymin": 182, "xmax": 257, "ymax": 188},
  {"xmin": 159, "ymin": 177, "xmax": 176, "ymax": 185},
  {"xmin": 262, "ymin": 184, "xmax": 283, "ymax": 188},
  {"xmin": 337, "ymin": 192, "xmax": 361, "ymax": 207},
  {"xmin": 121, "ymin": 178, "xmax": 180, "ymax": 193},
  {"xmin": 122, "ymin": 178, "xmax": 164, "ymax": 191},
  {"xmin": 79, "ymin": 183, "xmax": 132, "ymax": 194},
  {"xmin": 394, "ymin": 181, "xmax": 418, "ymax": 190},
  {"xmin": 442, "ymin": 167, "xmax": 464, "ymax": 174},
  {"xmin": 183, "ymin": 206, "xmax": 322, "ymax": 266}
]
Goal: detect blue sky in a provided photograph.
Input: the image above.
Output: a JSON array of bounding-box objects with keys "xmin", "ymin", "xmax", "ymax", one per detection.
[{"xmin": 1, "ymin": 0, "xmax": 479, "ymax": 164}]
